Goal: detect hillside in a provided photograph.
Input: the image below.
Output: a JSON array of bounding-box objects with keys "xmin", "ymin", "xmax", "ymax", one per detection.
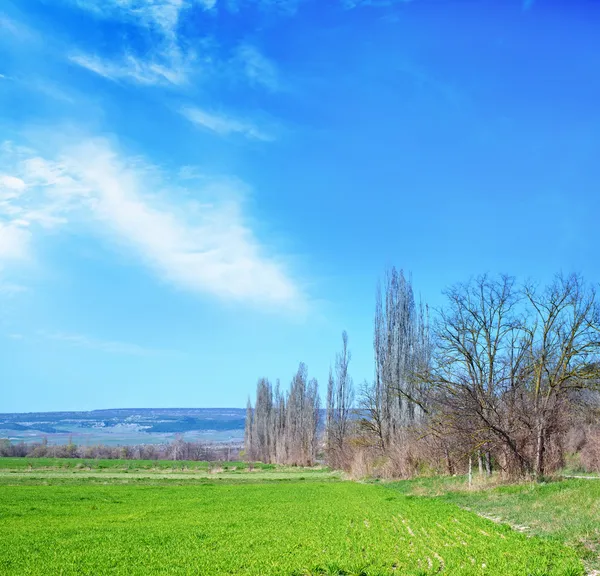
[{"xmin": 0, "ymin": 408, "xmax": 246, "ymax": 446}]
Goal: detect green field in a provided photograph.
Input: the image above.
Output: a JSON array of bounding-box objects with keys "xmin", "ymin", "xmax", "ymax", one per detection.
[
  {"xmin": 0, "ymin": 457, "xmax": 273, "ymax": 471},
  {"xmin": 388, "ymin": 475, "xmax": 600, "ymax": 572},
  {"xmin": 0, "ymin": 457, "xmax": 338, "ymax": 484},
  {"xmin": 0, "ymin": 459, "xmax": 588, "ymax": 575}
]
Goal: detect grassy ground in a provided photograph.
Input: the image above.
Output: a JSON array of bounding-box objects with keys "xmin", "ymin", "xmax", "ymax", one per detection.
[
  {"xmin": 385, "ymin": 475, "xmax": 600, "ymax": 572},
  {"xmin": 0, "ymin": 458, "xmax": 586, "ymax": 575},
  {"xmin": 0, "ymin": 457, "xmax": 339, "ymax": 485},
  {"xmin": 0, "ymin": 457, "xmax": 274, "ymax": 471}
]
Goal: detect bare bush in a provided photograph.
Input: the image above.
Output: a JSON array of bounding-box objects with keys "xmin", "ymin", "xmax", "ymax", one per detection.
[
  {"xmin": 0, "ymin": 438, "xmax": 243, "ymax": 461},
  {"xmin": 580, "ymin": 428, "xmax": 600, "ymax": 473}
]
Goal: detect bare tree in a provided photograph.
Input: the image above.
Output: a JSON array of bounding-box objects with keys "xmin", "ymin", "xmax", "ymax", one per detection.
[
  {"xmin": 285, "ymin": 363, "xmax": 320, "ymax": 466},
  {"xmin": 245, "ymin": 270, "xmax": 600, "ymax": 479},
  {"xmin": 244, "ymin": 397, "xmax": 255, "ymax": 460},
  {"xmin": 369, "ymin": 268, "xmax": 430, "ymax": 450},
  {"xmin": 245, "ymin": 364, "xmax": 320, "ymax": 466},
  {"xmin": 252, "ymin": 378, "xmax": 274, "ymax": 463},
  {"xmin": 326, "ymin": 330, "xmax": 355, "ymax": 467},
  {"xmin": 358, "ymin": 378, "xmax": 387, "ymax": 452},
  {"xmin": 523, "ymin": 273, "xmax": 600, "ymax": 476},
  {"xmin": 427, "ymin": 273, "xmax": 600, "ymax": 478},
  {"xmin": 429, "ymin": 274, "xmax": 532, "ymax": 476}
]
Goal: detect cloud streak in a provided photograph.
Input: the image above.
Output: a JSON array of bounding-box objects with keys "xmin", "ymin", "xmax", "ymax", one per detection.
[
  {"xmin": 237, "ymin": 44, "xmax": 280, "ymax": 91},
  {"xmin": 0, "ymin": 136, "xmax": 305, "ymax": 311},
  {"xmin": 42, "ymin": 331, "xmax": 171, "ymax": 355},
  {"xmin": 67, "ymin": 0, "xmax": 204, "ymax": 86},
  {"xmin": 70, "ymin": 53, "xmax": 190, "ymax": 86},
  {"xmin": 179, "ymin": 106, "xmax": 273, "ymax": 140}
]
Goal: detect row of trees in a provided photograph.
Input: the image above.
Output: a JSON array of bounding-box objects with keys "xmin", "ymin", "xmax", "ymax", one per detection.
[
  {"xmin": 423, "ymin": 273, "xmax": 600, "ymax": 477},
  {"xmin": 244, "ymin": 363, "xmax": 320, "ymax": 465},
  {"xmin": 245, "ymin": 269, "xmax": 600, "ymax": 478},
  {"xmin": 0, "ymin": 437, "xmax": 243, "ymax": 461}
]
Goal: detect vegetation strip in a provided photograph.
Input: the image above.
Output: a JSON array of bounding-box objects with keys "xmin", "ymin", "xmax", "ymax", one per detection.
[{"xmin": 0, "ymin": 468, "xmax": 584, "ymax": 575}]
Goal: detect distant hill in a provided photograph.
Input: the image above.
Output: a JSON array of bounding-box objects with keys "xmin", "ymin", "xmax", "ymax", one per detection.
[{"xmin": 0, "ymin": 408, "xmax": 246, "ymax": 446}]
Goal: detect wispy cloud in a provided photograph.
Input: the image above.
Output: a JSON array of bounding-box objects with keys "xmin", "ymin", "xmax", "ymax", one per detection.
[
  {"xmin": 0, "ymin": 283, "xmax": 28, "ymax": 296},
  {"xmin": 64, "ymin": 1, "xmax": 291, "ymax": 94},
  {"xmin": 70, "ymin": 0, "xmax": 191, "ymax": 37},
  {"xmin": 0, "ymin": 222, "xmax": 30, "ymax": 261},
  {"xmin": 41, "ymin": 331, "xmax": 170, "ymax": 355},
  {"xmin": 0, "ymin": 171, "xmax": 31, "ymax": 260},
  {"xmin": 237, "ymin": 44, "xmax": 280, "ymax": 91},
  {"xmin": 342, "ymin": 0, "xmax": 413, "ymax": 7},
  {"xmin": 69, "ymin": 52, "xmax": 190, "ymax": 86},
  {"xmin": 227, "ymin": 0, "xmax": 303, "ymax": 15},
  {"xmin": 179, "ymin": 106, "xmax": 273, "ymax": 140},
  {"xmin": 0, "ymin": 157, "xmax": 69, "ymax": 264},
  {"xmin": 396, "ymin": 60, "xmax": 464, "ymax": 106},
  {"xmin": 0, "ymin": 135, "xmax": 306, "ymax": 311},
  {"xmin": 0, "ymin": 174, "xmax": 27, "ymax": 195},
  {"xmin": 67, "ymin": 0, "xmax": 206, "ymax": 86},
  {"xmin": 0, "ymin": 14, "xmax": 36, "ymax": 40}
]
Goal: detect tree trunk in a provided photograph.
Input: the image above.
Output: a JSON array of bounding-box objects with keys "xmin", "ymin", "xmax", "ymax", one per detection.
[
  {"xmin": 477, "ymin": 450, "xmax": 483, "ymax": 476},
  {"xmin": 485, "ymin": 450, "xmax": 492, "ymax": 476},
  {"xmin": 468, "ymin": 454, "xmax": 473, "ymax": 487},
  {"xmin": 444, "ymin": 444, "xmax": 454, "ymax": 475},
  {"xmin": 535, "ymin": 420, "xmax": 546, "ymax": 478}
]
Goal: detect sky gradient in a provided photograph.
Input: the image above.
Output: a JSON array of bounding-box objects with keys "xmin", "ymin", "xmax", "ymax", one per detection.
[{"xmin": 1, "ymin": 0, "xmax": 599, "ymax": 412}]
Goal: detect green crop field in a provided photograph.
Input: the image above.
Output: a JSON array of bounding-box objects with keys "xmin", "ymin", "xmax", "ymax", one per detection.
[
  {"xmin": 0, "ymin": 457, "xmax": 274, "ymax": 471},
  {"xmin": 0, "ymin": 459, "xmax": 587, "ymax": 575},
  {"xmin": 388, "ymin": 476, "xmax": 600, "ymax": 572}
]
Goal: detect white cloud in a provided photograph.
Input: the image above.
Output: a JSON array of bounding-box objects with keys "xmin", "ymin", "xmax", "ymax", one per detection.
[
  {"xmin": 0, "ymin": 15, "xmax": 35, "ymax": 40},
  {"xmin": 226, "ymin": 0, "xmax": 302, "ymax": 15},
  {"xmin": 66, "ymin": 2, "xmax": 289, "ymax": 92},
  {"xmin": 74, "ymin": 0, "xmax": 218, "ymax": 36},
  {"xmin": 342, "ymin": 0, "xmax": 413, "ymax": 7},
  {"xmin": 0, "ymin": 283, "xmax": 28, "ymax": 295},
  {"xmin": 42, "ymin": 331, "xmax": 169, "ymax": 355},
  {"xmin": 1, "ymin": 175, "xmax": 26, "ymax": 190},
  {"xmin": 0, "ymin": 175, "xmax": 27, "ymax": 200},
  {"xmin": 237, "ymin": 44, "xmax": 280, "ymax": 91},
  {"xmin": 67, "ymin": 0, "xmax": 202, "ymax": 86},
  {"xmin": 0, "ymin": 136, "xmax": 305, "ymax": 311},
  {"xmin": 0, "ymin": 222, "xmax": 30, "ymax": 261},
  {"xmin": 180, "ymin": 106, "xmax": 273, "ymax": 140},
  {"xmin": 28, "ymin": 80, "xmax": 76, "ymax": 103},
  {"xmin": 70, "ymin": 53, "xmax": 190, "ymax": 86}
]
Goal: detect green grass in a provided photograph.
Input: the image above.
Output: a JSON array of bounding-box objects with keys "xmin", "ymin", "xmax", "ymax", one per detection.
[
  {"xmin": 0, "ymin": 467, "xmax": 584, "ymax": 575},
  {"xmin": 386, "ymin": 476, "xmax": 600, "ymax": 571},
  {"xmin": 0, "ymin": 457, "xmax": 339, "ymax": 485},
  {"xmin": 0, "ymin": 457, "xmax": 275, "ymax": 471}
]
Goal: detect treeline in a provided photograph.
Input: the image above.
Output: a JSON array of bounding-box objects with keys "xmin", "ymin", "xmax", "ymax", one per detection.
[
  {"xmin": 245, "ymin": 269, "xmax": 600, "ymax": 478},
  {"xmin": 244, "ymin": 364, "xmax": 320, "ymax": 465},
  {"xmin": 0, "ymin": 438, "xmax": 243, "ymax": 461}
]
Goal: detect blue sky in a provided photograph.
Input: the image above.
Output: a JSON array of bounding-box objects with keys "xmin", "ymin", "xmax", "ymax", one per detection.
[{"xmin": 1, "ymin": 0, "xmax": 599, "ymax": 412}]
